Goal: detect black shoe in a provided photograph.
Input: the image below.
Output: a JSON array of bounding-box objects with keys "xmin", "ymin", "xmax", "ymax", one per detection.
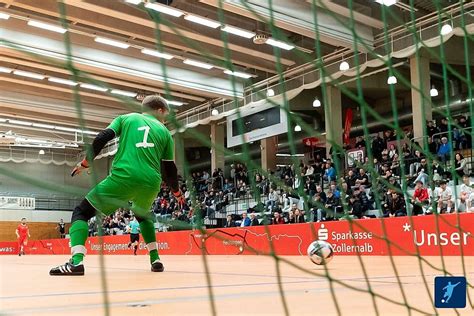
[
  {"xmin": 50, "ymin": 259, "xmax": 85, "ymax": 276},
  {"xmin": 151, "ymin": 260, "xmax": 164, "ymax": 272}
]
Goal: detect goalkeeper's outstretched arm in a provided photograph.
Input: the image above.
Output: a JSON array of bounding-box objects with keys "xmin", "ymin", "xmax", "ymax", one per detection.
[{"xmin": 71, "ymin": 128, "xmax": 115, "ymax": 177}]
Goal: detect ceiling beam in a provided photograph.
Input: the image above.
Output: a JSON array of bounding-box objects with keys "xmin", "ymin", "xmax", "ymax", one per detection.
[
  {"xmin": 1, "ymin": 54, "xmax": 207, "ymax": 102},
  {"xmin": 312, "ymin": 0, "xmax": 384, "ymax": 29},
  {"xmin": 9, "ymin": 0, "xmax": 294, "ymax": 68}
]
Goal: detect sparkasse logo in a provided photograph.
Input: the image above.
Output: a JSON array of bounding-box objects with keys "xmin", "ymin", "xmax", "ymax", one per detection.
[{"xmin": 318, "ymin": 224, "xmax": 328, "ymax": 240}]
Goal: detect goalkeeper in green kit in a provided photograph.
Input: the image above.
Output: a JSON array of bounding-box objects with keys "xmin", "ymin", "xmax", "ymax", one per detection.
[{"xmin": 50, "ymin": 96, "xmax": 184, "ymax": 276}]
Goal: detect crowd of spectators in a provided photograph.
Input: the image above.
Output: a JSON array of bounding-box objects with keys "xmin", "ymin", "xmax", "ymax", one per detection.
[{"xmin": 89, "ymin": 116, "xmax": 473, "ymax": 233}]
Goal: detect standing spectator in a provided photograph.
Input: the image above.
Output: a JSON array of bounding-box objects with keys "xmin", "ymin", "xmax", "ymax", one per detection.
[
  {"xmin": 57, "ymin": 219, "xmax": 66, "ymax": 239},
  {"xmin": 454, "ymin": 153, "xmax": 468, "ymax": 179},
  {"xmin": 457, "ymin": 175, "xmax": 472, "ymax": 212},
  {"xmin": 411, "ymin": 180, "xmax": 429, "ymax": 215},
  {"xmin": 438, "ymin": 118, "xmax": 449, "ymax": 134},
  {"xmin": 435, "ymin": 180, "xmax": 453, "ymax": 213},
  {"xmin": 372, "ymin": 132, "xmax": 386, "ymax": 160}
]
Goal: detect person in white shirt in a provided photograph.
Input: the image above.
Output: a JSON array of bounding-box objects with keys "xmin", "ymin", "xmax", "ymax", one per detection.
[
  {"xmin": 265, "ymin": 188, "xmax": 279, "ymax": 210},
  {"xmin": 458, "ymin": 175, "xmax": 473, "ymax": 212},
  {"xmin": 305, "ymin": 165, "xmax": 314, "ymax": 176},
  {"xmin": 435, "ymin": 180, "xmax": 453, "ymax": 213}
]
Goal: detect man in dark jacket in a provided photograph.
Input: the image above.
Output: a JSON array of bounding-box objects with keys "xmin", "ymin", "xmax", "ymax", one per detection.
[
  {"xmin": 249, "ymin": 213, "xmax": 259, "ymax": 226},
  {"xmin": 384, "ymin": 192, "xmax": 406, "ymax": 217}
]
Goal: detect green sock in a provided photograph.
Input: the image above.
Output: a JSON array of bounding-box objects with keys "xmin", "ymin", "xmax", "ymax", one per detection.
[
  {"xmin": 139, "ymin": 219, "xmax": 159, "ymax": 263},
  {"xmin": 70, "ymin": 220, "xmax": 88, "ymax": 265}
]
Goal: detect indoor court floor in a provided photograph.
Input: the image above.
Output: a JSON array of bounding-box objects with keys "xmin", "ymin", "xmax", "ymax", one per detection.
[{"xmin": 1, "ymin": 255, "xmax": 473, "ymax": 316}]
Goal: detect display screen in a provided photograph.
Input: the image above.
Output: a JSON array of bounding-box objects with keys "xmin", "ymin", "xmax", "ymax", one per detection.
[{"xmin": 231, "ymin": 107, "xmax": 281, "ymax": 137}]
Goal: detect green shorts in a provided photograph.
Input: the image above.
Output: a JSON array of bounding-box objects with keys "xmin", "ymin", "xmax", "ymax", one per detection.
[{"xmin": 86, "ymin": 175, "xmax": 160, "ymax": 218}]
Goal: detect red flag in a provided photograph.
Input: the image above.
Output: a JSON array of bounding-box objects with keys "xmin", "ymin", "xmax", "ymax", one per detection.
[{"xmin": 343, "ymin": 108, "xmax": 353, "ymax": 145}]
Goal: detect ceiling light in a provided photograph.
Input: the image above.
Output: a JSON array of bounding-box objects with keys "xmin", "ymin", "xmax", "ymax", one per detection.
[
  {"xmin": 184, "ymin": 14, "xmax": 221, "ymax": 29},
  {"xmin": 81, "ymin": 130, "xmax": 99, "ymax": 135},
  {"xmin": 27, "ymin": 20, "xmax": 67, "ymax": 34},
  {"xmin": 266, "ymin": 38, "xmax": 295, "ymax": 50},
  {"xmin": 211, "ymin": 108, "xmax": 219, "ymax": 116},
  {"xmin": 374, "ymin": 0, "xmax": 397, "ymax": 6},
  {"xmin": 111, "ymin": 89, "xmax": 137, "ymax": 97},
  {"xmin": 141, "ymin": 48, "xmax": 174, "ymax": 60},
  {"xmin": 125, "ymin": 0, "xmax": 142, "ymax": 4},
  {"xmin": 441, "ymin": 24, "xmax": 453, "ymax": 36},
  {"xmin": 80, "ymin": 83, "xmax": 108, "ymax": 92},
  {"xmin": 339, "ymin": 61, "xmax": 350, "ymax": 71},
  {"xmin": 266, "ymin": 89, "xmax": 275, "ymax": 97},
  {"xmin": 224, "ymin": 70, "xmax": 253, "ymax": 79},
  {"xmin": 0, "ymin": 66, "xmax": 12, "ymax": 73},
  {"xmin": 13, "ymin": 70, "xmax": 45, "ymax": 80},
  {"xmin": 387, "ymin": 75, "xmax": 397, "ymax": 85},
  {"xmin": 54, "ymin": 126, "xmax": 79, "ymax": 133},
  {"xmin": 430, "ymin": 86, "xmax": 439, "ymax": 97},
  {"xmin": 39, "ymin": 149, "xmax": 45, "ymax": 155},
  {"xmin": 32, "ymin": 123, "xmax": 55, "ymax": 129},
  {"xmin": 167, "ymin": 100, "xmax": 184, "ymax": 106},
  {"xmin": 94, "ymin": 37, "xmax": 130, "ymax": 49},
  {"xmin": 221, "ymin": 25, "xmax": 256, "ymax": 39},
  {"xmin": 144, "ymin": 2, "xmax": 184, "ymax": 17},
  {"xmin": 183, "ymin": 59, "xmax": 214, "ymax": 69},
  {"xmin": 8, "ymin": 119, "xmax": 33, "ymax": 126},
  {"xmin": 313, "ymin": 98, "xmax": 321, "ymax": 107},
  {"xmin": 0, "ymin": 12, "xmax": 10, "ymax": 20},
  {"xmin": 294, "ymin": 125, "xmax": 302, "ymax": 132},
  {"xmin": 48, "ymin": 77, "xmax": 77, "ymax": 86}
]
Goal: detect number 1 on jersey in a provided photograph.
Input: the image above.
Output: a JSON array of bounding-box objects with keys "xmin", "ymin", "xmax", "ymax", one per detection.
[{"xmin": 136, "ymin": 126, "xmax": 155, "ymax": 148}]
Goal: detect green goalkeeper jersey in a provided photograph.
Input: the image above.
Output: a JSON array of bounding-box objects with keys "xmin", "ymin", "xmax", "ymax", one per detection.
[{"xmin": 107, "ymin": 112, "xmax": 174, "ymax": 188}]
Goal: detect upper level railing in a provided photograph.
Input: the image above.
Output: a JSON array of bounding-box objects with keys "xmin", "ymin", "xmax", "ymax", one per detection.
[{"xmin": 172, "ymin": 2, "xmax": 474, "ymax": 131}]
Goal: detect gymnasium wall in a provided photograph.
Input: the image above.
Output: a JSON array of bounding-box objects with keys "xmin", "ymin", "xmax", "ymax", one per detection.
[
  {"xmin": 0, "ymin": 159, "xmax": 109, "ymax": 197},
  {"xmin": 0, "ymin": 221, "xmax": 70, "ymax": 242},
  {"xmin": 0, "ymin": 210, "xmax": 72, "ymax": 223}
]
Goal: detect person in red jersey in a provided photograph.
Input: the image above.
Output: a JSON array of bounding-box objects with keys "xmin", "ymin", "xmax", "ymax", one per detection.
[{"xmin": 15, "ymin": 217, "xmax": 30, "ymax": 256}]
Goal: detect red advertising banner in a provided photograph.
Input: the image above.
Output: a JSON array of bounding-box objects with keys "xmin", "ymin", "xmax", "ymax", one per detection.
[{"xmin": 1, "ymin": 213, "xmax": 473, "ymax": 256}]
